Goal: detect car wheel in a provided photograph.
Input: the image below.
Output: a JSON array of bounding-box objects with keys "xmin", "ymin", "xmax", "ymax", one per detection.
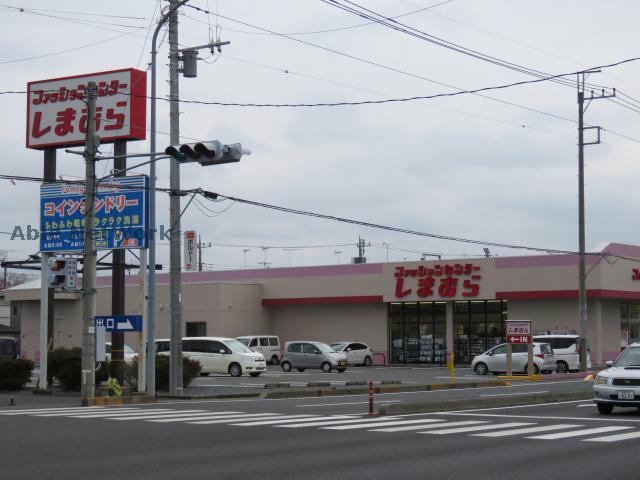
[
  {"xmin": 249, "ymin": 372, "xmax": 261, "ymax": 377},
  {"xmin": 296, "ymin": 368, "xmax": 306, "ymax": 372},
  {"xmin": 363, "ymin": 356, "xmax": 372, "ymax": 367},
  {"xmin": 271, "ymin": 355, "xmax": 279, "ymax": 365},
  {"xmin": 524, "ymin": 363, "xmax": 540, "ymax": 375},
  {"xmin": 337, "ymin": 368, "xmax": 346, "ymax": 373},
  {"xmin": 474, "ymin": 362, "xmax": 488, "ymax": 375},
  {"xmin": 228, "ymin": 363, "xmax": 242, "ymax": 377},
  {"xmin": 597, "ymin": 403, "xmax": 614, "ymax": 415},
  {"xmin": 556, "ymin": 361, "xmax": 569, "ymax": 374},
  {"xmin": 281, "ymin": 361, "xmax": 292, "ymax": 372},
  {"xmin": 321, "ymin": 362, "xmax": 332, "ymax": 373},
  {"xmin": 199, "ymin": 372, "xmax": 210, "ymax": 377}
]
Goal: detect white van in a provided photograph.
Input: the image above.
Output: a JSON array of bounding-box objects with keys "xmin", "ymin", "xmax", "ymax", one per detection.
[
  {"xmin": 155, "ymin": 337, "xmax": 266, "ymax": 377},
  {"xmin": 236, "ymin": 335, "xmax": 281, "ymax": 365},
  {"xmin": 532, "ymin": 334, "xmax": 591, "ymax": 372}
]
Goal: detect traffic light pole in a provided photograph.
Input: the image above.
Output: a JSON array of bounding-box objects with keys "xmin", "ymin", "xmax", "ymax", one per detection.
[{"xmin": 81, "ymin": 82, "xmax": 98, "ymax": 403}]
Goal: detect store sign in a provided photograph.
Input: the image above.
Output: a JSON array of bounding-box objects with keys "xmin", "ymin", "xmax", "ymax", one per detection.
[
  {"xmin": 27, "ymin": 68, "xmax": 147, "ymax": 149},
  {"xmin": 184, "ymin": 230, "xmax": 197, "ymax": 271},
  {"xmin": 506, "ymin": 321, "xmax": 532, "ymax": 344},
  {"xmin": 393, "ymin": 263, "xmax": 482, "ymax": 299},
  {"xmin": 40, "ymin": 175, "xmax": 149, "ymax": 252},
  {"xmin": 633, "ymin": 268, "xmax": 640, "ymax": 280}
]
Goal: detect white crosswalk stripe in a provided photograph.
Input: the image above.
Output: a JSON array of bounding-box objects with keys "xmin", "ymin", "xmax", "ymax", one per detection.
[
  {"xmin": 583, "ymin": 430, "xmax": 640, "ymax": 443},
  {"xmin": 0, "ymin": 407, "xmax": 108, "ymax": 415},
  {"xmin": 277, "ymin": 417, "xmax": 402, "ymax": 429},
  {"xmin": 323, "ymin": 418, "xmax": 459, "ymax": 431},
  {"xmin": 370, "ymin": 421, "xmax": 482, "ymax": 433},
  {"xmin": 108, "ymin": 410, "xmax": 210, "ymax": 421},
  {"xmin": 151, "ymin": 412, "xmax": 269, "ymax": 423},
  {"xmin": 36, "ymin": 408, "xmax": 149, "ymax": 417},
  {"xmin": 473, "ymin": 424, "xmax": 582, "ymax": 437},
  {"xmin": 526, "ymin": 426, "xmax": 634, "ymax": 440},
  {"xmin": 231, "ymin": 415, "xmax": 326, "ymax": 426},
  {"xmin": 423, "ymin": 422, "xmax": 535, "ymax": 435},
  {"xmin": 190, "ymin": 414, "xmax": 287, "ymax": 425},
  {"xmin": 125, "ymin": 411, "xmax": 241, "ymax": 422}
]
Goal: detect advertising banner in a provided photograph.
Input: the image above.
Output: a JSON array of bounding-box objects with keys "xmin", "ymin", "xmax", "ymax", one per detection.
[
  {"xmin": 27, "ymin": 68, "xmax": 146, "ymax": 149},
  {"xmin": 184, "ymin": 230, "xmax": 197, "ymax": 271},
  {"xmin": 40, "ymin": 175, "xmax": 148, "ymax": 252}
]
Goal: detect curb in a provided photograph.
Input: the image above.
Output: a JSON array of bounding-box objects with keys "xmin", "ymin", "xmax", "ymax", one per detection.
[
  {"xmin": 377, "ymin": 390, "xmax": 593, "ymax": 415},
  {"xmin": 82, "ymin": 395, "xmax": 157, "ymax": 406}
]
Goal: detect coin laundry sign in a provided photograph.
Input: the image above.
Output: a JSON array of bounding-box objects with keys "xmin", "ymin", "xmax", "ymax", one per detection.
[{"xmin": 26, "ymin": 68, "xmax": 146, "ymax": 149}]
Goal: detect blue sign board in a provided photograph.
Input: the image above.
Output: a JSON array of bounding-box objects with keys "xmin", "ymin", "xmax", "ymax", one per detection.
[
  {"xmin": 94, "ymin": 315, "xmax": 143, "ymax": 332},
  {"xmin": 40, "ymin": 175, "xmax": 149, "ymax": 252}
]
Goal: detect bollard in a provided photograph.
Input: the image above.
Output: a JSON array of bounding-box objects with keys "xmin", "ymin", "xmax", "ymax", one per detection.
[
  {"xmin": 368, "ymin": 380, "xmax": 375, "ymax": 416},
  {"xmin": 8, "ymin": 397, "xmax": 15, "ymax": 406}
]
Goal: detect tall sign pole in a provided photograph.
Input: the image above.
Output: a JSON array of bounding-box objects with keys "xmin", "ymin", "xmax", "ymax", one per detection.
[
  {"xmin": 168, "ymin": 0, "xmax": 184, "ymax": 396},
  {"xmin": 80, "ymin": 82, "xmax": 98, "ymax": 403}
]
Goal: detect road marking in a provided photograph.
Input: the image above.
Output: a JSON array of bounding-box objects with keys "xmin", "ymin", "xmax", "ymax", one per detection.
[
  {"xmin": 296, "ymin": 401, "xmax": 400, "ymax": 407},
  {"xmin": 199, "ymin": 384, "xmax": 262, "ymax": 388},
  {"xmin": 424, "ymin": 422, "xmax": 534, "ymax": 435},
  {"xmin": 149, "ymin": 412, "xmax": 268, "ymax": 423},
  {"xmin": 431, "ymin": 412, "xmax": 640, "ymax": 423},
  {"xmin": 190, "ymin": 414, "xmax": 287, "ymax": 425},
  {"xmin": 277, "ymin": 417, "xmax": 402, "ymax": 428},
  {"xmin": 472, "ymin": 424, "xmax": 582, "ymax": 437},
  {"xmin": 577, "ymin": 404, "xmax": 595, "ymax": 407},
  {"xmin": 0, "ymin": 407, "xmax": 109, "ymax": 415},
  {"xmin": 370, "ymin": 421, "xmax": 485, "ymax": 433},
  {"xmin": 231, "ymin": 415, "xmax": 324, "ymax": 426},
  {"xmin": 527, "ymin": 426, "xmax": 633, "ymax": 439},
  {"xmin": 132, "ymin": 411, "xmax": 242, "ymax": 422},
  {"xmin": 63, "ymin": 409, "xmax": 181, "ymax": 418},
  {"xmin": 106, "ymin": 410, "xmax": 208, "ymax": 420},
  {"xmin": 481, "ymin": 391, "xmax": 550, "ymax": 397},
  {"xmin": 37, "ymin": 408, "xmax": 152, "ymax": 417},
  {"xmin": 583, "ymin": 430, "xmax": 640, "ymax": 442},
  {"xmin": 323, "ymin": 418, "xmax": 458, "ymax": 431}
]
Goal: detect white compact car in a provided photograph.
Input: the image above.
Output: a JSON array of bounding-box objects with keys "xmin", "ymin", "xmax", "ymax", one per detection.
[
  {"xmin": 156, "ymin": 337, "xmax": 266, "ymax": 377},
  {"xmin": 330, "ymin": 342, "xmax": 374, "ymax": 366},
  {"xmin": 594, "ymin": 343, "xmax": 640, "ymax": 414},
  {"xmin": 472, "ymin": 342, "xmax": 556, "ymax": 375}
]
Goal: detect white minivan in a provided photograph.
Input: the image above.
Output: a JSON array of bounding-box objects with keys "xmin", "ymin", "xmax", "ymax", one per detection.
[
  {"xmin": 156, "ymin": 337, "xmax": 266, "ymax": 377},
  {"xmin": 236, "ymin": 335, "xmax": 281, "ymax": 365}
]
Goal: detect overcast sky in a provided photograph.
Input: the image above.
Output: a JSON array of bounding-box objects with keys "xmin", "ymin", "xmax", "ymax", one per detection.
[{"xmin": 2, "ymin": 0, "xmax": 640, "ymax": 273}]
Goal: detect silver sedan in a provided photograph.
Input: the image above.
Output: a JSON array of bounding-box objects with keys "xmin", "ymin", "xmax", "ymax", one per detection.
[{"xmin": 472, "ymin": 342, "xmax": 556, "ymax": 375}]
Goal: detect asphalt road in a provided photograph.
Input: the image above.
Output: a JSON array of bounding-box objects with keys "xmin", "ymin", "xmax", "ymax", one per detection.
[{"xmin": 1, "ymin": 398, "xmax": 639, "ymax": 480}]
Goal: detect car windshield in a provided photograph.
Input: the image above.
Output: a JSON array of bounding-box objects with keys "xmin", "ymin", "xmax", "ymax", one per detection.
[
  {"xmin": 236, "ymin": 338, "xmax": 250, "ymax": 346},
  {"xmin": 315, "ymin": 342, "xmax": 337, "ymax": 354},
  {"xmin": 330, "ymin": 343, "xmax": 347, "ymax": 351},
  {"xmin": 224, "ymin": 339, "xmax": 254, "ymax": 353},
  {"xmin": 614, "ymin": 347, "xmax": 640, "ymax": 367}
]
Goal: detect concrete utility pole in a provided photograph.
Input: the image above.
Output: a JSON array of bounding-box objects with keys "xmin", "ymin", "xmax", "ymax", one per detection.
[
  {"xmin": 81, "ymin": 82, "xmax": 99, "ymax": 403},
  {"xmin": 168, "ymin": 0, "xmax": 184, "ymax": 396},
  {"xmin": 576, "ymin": 71, "xmax": 615, "ymax": 371},
  {"xmin": 197, "ymin": 236, "xmax": 212, "ymax": 272}
]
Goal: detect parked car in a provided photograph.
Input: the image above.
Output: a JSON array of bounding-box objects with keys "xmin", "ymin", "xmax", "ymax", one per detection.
[
  {"xmin": 593, "ymin": 343, "xmax": 640, "ymax": 414},
  {"xmin": 0, "ymin": 337, "xmax": 18, "ymax": 360},
  {"xmin": 281, "ymin": 341, "xmax": 348, "ymax": 373},
  {"xmin": 532, "ymin": 334, "xmax": 591, "ymax": 373},
  {"xmin": 472, "ymin": 342, "xmax": 556, "ymax": 375},
  {"xmin": 105, "ymin": 342, "xmax": 136, "ymax": 363},
  {"xmin": 330, "ymin": 341, "xmax": 374, "ymax": 366},
  {"xmin": 236, "ymin": 335, "xmax": 281, "ymax": 365},
  {"xmin": 155, "ymin": 337, "xmax": 266, "ymax": 377}
]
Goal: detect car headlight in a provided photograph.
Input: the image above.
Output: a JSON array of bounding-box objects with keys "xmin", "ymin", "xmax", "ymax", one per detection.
[{"xmin": 594, "ymin": 375, "xmax": 609, "ymax": 385}]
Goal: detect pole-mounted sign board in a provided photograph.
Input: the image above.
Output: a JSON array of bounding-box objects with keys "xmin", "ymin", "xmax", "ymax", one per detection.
[
  {"xmin": 95, "ymin": 315, "xmax": 143, "ymax": 333},
  {"xmin": 506, "ymin": 320, "xmax": 532, "ymax": 344},
  {"xmin": 26, "ymin": 68, "xmax": 147, "ymax": 150},
  {"xmin": 40, "ymin": 175, "xmax": 149, "ymax": 252},
  {"xmin": 184, "ymin": 230, "xmax": 197, "ymax": 271}
]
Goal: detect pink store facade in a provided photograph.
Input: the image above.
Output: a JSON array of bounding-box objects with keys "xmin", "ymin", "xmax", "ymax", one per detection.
[{"xmin": 6, "ymin": 243, "xmax": 640, "ymax": 366}]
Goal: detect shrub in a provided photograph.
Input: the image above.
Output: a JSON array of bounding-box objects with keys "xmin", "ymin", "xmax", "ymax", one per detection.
[
  {"xmin": 48, "ymin": 347, "xmax": 82, "ymax": 391},
  {"xmin": 124, "ymin": 355, "xmax": 201, "ymax": 391},
  {"xmin": 0, "ymin": 359, "xmax": 34, "ymax": 390}
]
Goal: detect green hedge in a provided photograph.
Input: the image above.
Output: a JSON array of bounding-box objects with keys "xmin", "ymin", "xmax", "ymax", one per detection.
[
  {"xmin": 48, "ymin": 347, "xmax": 112, "ymax": 391},
  {"xmin": 124, "ymin": 355, "xmax": 201, "ymax": 391},
  {"xmin": 0, "ymin": 359, "xmax": 34, "ymax": 390}
]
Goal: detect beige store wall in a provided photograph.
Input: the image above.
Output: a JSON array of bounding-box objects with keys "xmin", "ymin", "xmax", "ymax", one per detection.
[{"xmin": 271, "ymin": 303, "xmax": 388, "ymax": 354}]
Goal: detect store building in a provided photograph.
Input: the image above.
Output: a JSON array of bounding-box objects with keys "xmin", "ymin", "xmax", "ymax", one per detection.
[{"xmin": 6, "ymin": 242, "xmax": 640, "ymax": 366}]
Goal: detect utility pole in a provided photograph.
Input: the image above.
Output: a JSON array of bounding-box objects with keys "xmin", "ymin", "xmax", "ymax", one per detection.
[
  {"xmin": 81, "ymin": 81, "xmax": 98, "ymax": 404},
  {"xmin": 197, "ymin": 236, "xmax": 212, "ymax": 272},
  {"xmin": 243, "ymin": 249, "xmax": 249, "ymax": 269},
  {"xmin": 576, "ymin": 71, "xmax": 615, "ymax": 371},
  {"xmin": 168, "ymin": 0, "xmax": 183, "ymax": 396}
]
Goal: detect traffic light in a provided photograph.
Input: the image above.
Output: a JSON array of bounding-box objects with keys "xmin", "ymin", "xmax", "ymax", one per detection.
[
  {"xmin": 165, "ymin": 142, "xmax": 251, "ymax": 166},
  {"xmin": 47, "ymin": 257, "xmax": 78, "ymax": 289}
]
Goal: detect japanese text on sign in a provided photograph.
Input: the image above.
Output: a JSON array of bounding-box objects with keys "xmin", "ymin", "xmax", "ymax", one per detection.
[
  {"xmin": 506, "ymin": 321, "xmax": 532, "ymax": 336},
  {"xmin": 393, "ymin": 263, "xmax": 482, "ymax": 299},
  {"xmin": 27, "ymin": 68, "xmax": 146, "ymax": 149}
]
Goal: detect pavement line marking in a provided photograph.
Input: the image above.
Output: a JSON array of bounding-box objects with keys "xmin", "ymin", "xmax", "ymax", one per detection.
[
  {"xmin": 35, "ymin": 408, "xmax": 151, "ymax": 417},
  {"xmin": 104, "ymin": 410, "xmax": 209, "ymax": 420},
  {"xmin": 431, "ymin": 412, "xmax": 640, "ymax": 423},
  {"xmin": 583, "ymin": 430, "xmax": 640, "ymax": 442},
  {"xmin": 323, "ymin": 418, "xmax": 463, "ymax": 431},
  {"xmin": 296, "ymin": 401, "xmax": 401, "ymax": 407},
  {"xmin": 577, "ymin": 404, "xmax": 595, "ymax": 407},
  {"xmin": 127, "ymin": 411, "xmax": 241, "ymax": 421},
  {"xmin": 439, "ymin": 399, "xmax": 590, "ymax": 413},
  {"xmin": 147, "ymin": 412, "xmax": 268, "ymax": 423},
  {"xmin": 199, "ymin": 384, "xmax": 263, "ymax": 388},
  {"xmin": 277, "ymin": 417, "xmax": 404, "ymax": 428},
  {"xmin": 371, "ymin": 421, "xmax": 484, "ymax": 433},
  {"xmin": 190, "ymin": 414, "xmax": 288, "ymax": 425},
  {"xmin": 424, "ymin": 422, "xmax": 535, "ymax": 435},
  {"xmin": 472, "ymin": 424, "xmax": 582, "ymax": 437},
  {"xmin": 62, "ymin": 409, "xmax": 182, "ymax": 418},
  {"xmin": 231, "ymin": 415, "xmax": 326, "ymax": 426},
  {"xmin": 481, "ymin": 391, "xmax": 550, "ymax": 397},
  {"xmin": 0, "ymin": 407, "xmax": 109, "ymax": 415},
  {"xmin": 527, "ymin": 426, "xmax": 634, "ymax": 439}
]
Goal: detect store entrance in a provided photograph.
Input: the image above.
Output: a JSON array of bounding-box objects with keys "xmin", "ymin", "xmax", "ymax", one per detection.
[{"xmin": 389, "ymin": 302, "xmax": 446, "ymax": 364}]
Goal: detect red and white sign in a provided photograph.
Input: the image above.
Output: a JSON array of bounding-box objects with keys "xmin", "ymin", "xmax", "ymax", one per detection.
[
  {"xmin": 184, "ymin": 230, "xmax": 197, "ymax": 272},
  {"xmin": 506, "ymin": 320, "xmax": 532, "ymax": 344},
  {"xmin": 393, "ymin": 263, "xmax": 482, "ymax": 299},
  {"xmin": 633, "ymin": 268, "xmax": 640, "ymax": 280},
  {"xmin": 27, "ymin": 68, "xmax": 147, "ymax": 149}
]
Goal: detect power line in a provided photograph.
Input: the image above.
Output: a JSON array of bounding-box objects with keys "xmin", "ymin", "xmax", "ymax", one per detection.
[{"xmin": 0, "ymin": 3, "xmax": 148, "ymax": 20}]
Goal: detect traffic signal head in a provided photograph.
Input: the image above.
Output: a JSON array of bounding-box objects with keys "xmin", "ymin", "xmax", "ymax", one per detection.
[
  {"xmin": 165, "ymin": 141, "xmax": 250, "ymax": 166},
  {"xmin": 47, "ymin": 257, "xmax": 78, "ymax": 289}
]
